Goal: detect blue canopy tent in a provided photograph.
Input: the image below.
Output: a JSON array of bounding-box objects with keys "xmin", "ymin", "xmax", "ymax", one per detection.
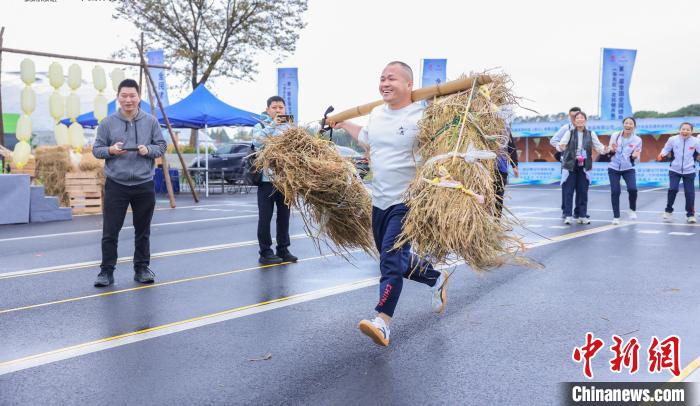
[
  {"xmin": 158, "ymin": 85, "xmax": 261, "ymax": 196},
  {"xmin": 60, "ymin": 100, "xmax": 154, "ymax": 128},
  {"xmin": 158, "ymin": 84, "xmax": 261, "ymax": 128}
]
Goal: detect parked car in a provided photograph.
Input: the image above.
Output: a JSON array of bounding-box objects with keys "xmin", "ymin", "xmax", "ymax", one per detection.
[
  {"xmin": 189, "ymin": 142, "xmax": 252, "ymax": 184},
  {"xmin": 335, "ymin": 146, "xmax": 369, "ymax": 179}
]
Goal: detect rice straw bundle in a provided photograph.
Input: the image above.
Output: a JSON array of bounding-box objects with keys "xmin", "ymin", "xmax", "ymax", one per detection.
[
  {"xmin": 396, "ymin": 73, "xmax": 528, "ymax": 271},
  {"xmin": 255, "ymin": 128, "xmax": 376, "ymax": 258},
  {"xmin": 35, "ymin": 145, "xmax": 72, "ymax": 206}
]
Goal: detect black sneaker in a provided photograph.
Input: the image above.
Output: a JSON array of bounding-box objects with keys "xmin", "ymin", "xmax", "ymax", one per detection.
[
  {"xmin": 259, "ymin": 253, "xmax": 283, "ymax": 265},
  {"xmin": 134, "ymin": 266, "xmax": 155, "ymax": 284},
  {"xmin": 94, "ymin": 268, "xmax": 115, "ymax": 287},
  {"xmin": 277, "ymin": 250, "xmax": 298, "ymax": 263}
]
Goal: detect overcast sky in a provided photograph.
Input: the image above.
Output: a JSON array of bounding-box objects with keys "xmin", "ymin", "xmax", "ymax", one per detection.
[{"xmin": 1, "ymin": 0, "xmax": 699, "ymax": 125}]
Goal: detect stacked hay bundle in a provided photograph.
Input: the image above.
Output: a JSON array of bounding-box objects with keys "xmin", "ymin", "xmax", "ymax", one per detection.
[
  {"xmin": 34, "ymin": 145, "xmax": 105, "ymax": 207},
  {"xmin": 35, "ymin": 145, "xmax": 72, "ymax": 206},
  {"xmin": 254, "ymin": 128, "xmax": 376, "ymax": 258},
  {"xmin": 396, "ymin": 73, "xmax": 527, "ymax": 271}
]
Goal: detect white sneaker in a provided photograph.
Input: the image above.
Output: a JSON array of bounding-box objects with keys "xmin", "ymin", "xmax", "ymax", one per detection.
[
  {"xmin": 578, "ymin": 218, "xmax": 590, "ymax": 225},
  {"xmin": 663, "ymin": 212, "xmax": 672, "ymax": 222},
  {"xmin": 612, "ymin": 218, "xmax": 620, "ymax": 225},
  {"xmin": 431, "ymin": 271, "xmax": 451, "ymax": 314},
  {"xmin": 628, "ymin": 210, "xmax": 637, "ymax": 220},
  {"xmin": 687, "ymin": 216, "xmax": 697, "ymax": 224},
  {"xmin": 358, "ymin": 317, "xmax": 390, "ymax": 347},
  {"xmin": 564, "ymin": 216, "xmax": 573, "ymax": 225}
]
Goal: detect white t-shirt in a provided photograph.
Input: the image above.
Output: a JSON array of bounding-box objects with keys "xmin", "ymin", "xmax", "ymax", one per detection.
[{"xmin": 359, "ymin": 102, "xmax": 424, "ymax": 210}]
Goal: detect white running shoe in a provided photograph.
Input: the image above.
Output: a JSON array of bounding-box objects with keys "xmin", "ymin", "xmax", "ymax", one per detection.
[
  {"xmin": 612, "ymin": 218, "xmax": 620, "ymax": 225},
  {"xmin": 431, "ymin": 271, "xmax": 451, "ymax": 314},
  {"xmin": 628, "ymin": 210, "xmax": 637, "ymax": 220},
  {"xmin": 687, "ymin": 216, "xmax": 697, "ymax": 224},
  {"xmin": 358, "ymin": 317, "xmax": 390, "ymax": 347},
  {"xmin": 578, "ymin": 218, "xmax": 590, "ymax": 225},
  {"xmin": 663, "ymin": 212, "xmax": 672, "ymax": 222},
  {"xmin": 564, "ymin": 216, "xmax": 573, "ymax": 225}
]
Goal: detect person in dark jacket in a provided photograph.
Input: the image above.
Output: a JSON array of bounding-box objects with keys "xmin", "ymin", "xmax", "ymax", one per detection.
[
  {"xmin": 494, "ymin": 127, "xmax": 519, "ymax": 217},
  {"xmin": 92, "ymin": 79, "xmax": 167, "ymax": 287}
]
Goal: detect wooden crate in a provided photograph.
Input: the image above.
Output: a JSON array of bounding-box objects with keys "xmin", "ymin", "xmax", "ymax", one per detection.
[{"xmin": 65, "ymin": 171, "xmax": 103, "ymax": 214}]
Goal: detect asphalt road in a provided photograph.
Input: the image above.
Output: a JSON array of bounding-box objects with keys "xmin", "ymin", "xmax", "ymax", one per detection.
[{"xmin": 0, "ymin": 185, "xmax": 698, "ymax": 405}]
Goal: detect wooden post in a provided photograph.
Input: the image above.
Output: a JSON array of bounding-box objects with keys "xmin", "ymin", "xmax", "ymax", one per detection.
[
  {"xmin": 0, "ymin": 27, "xmax": 5, "ymax": 173},
  {"xmin": 136, "ymin": 42, "xmax": 199, "ymax": 202},
  {"xmin": 138, "ymin": 33, "xmax": 144, "ymax": 94},
  {"xmin": 0, "ymin": 47, "xmax": 169, "ymax": 69},
  {"xmin": 145, "ymin": 63, "xmax": 176, "ymax": 208}
]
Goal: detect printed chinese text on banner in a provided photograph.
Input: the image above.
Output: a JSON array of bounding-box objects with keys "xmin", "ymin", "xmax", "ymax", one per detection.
[
  {"xmin": 420, "ymin": 59, "xmax": 447, "ymax": 88},
  {"xmin": 146, "ymin": 49, "xmax": 170, "ymax": 107},
  {"xmin": 277, "ymin": 68, "xmax": 298, "ymax": 122},
  {"xmin": 600, "ymin": 48, "xmax": 636, "ymax": 120}
]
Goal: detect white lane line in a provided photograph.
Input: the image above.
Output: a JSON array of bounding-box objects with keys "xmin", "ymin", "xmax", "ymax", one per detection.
[
  {"xmin": 640, "ymin": 187, "xmax": 667, "ymax": 193},
  {"xmin": 0, "ymin": 223, "xmax": 623, "ymax": 376},
  {"xmin": 521, "ymin": 215, "xmax": 700, "ymax": 228},
  {"xmin": 637, "ymin": 230, "xmax": 662, "ymax": 234},
  {"xmin": 0, "ymin": 215, "xmax": 258, "ymax": 243},
  {"xmin": 0, "ymin": 234, "xmax": 309, "ymax": 279},
  {"xmin": 549, "ymin": 225, "xmax": 568, "ymax": 229},
  {"xmin": 668, "ymin": 232, "xmax": 695, "ymax": 236},
  {"xmin": 526, "ymin": 224, "xmax": 544, "ymax": 228},
  {"xmin": 0, "ymin": 277, "xmax": 380, "ymax": 376}
]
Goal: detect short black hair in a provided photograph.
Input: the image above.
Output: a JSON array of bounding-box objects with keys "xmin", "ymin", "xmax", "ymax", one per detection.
[
  {"xmin": 386, "ymin": 61, "xmax": 414, "ymax": 82},
  {"xmin": 574, "ymin": 111, "xmax": 587, "ymax": 120},
  {"xmin": 267, "ymin": 96, "xmax": 285, "ymax": 107},
  {"xmin": 569, "ymin": 107, "xmax": 582, "ymax": 113},
  {"xmin": 118, "ymin": 79, "xmax": 140, "ymax": 95}
]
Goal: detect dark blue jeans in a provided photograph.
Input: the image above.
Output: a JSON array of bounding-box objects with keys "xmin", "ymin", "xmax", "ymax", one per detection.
[
  {"xmin": 666, "ymin": 171, "xmax": 695, "ymax": 217},
  {"xmin": 257, "ymin": 182, "xmax": 291, "ymax": 256},
  {"xmin": 608, "ymin": 168, "xmax": 638, "ymax": 218},
  {"xmin": 372, "ymin": 203, "xmax": 441, "ymax": 318},
  {"xmin": 562, "ymin": 166, "xmax": 589, "ymax": 218}
]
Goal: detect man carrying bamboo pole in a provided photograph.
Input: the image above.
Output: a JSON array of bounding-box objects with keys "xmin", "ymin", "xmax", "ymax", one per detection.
[
  {"xmin": 92, "ymin": 79, "xmax": 167, "ymax": 287},
  {"xmin": 333, "ymin": 61, "xmax": 450, "ymax": 347}
]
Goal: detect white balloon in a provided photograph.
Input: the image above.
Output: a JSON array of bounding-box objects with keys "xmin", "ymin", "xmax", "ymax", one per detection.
[
  {"xmin": 16, "ymin": 115, "xmax": 32, "ymax": 142},
  {"xmin": 69, "ymin": 122, "xmax": 85, "ymax": 151},
  {"xmin": 110, "ymin": 68, "xmax": 125, "ymax": 92},
  {"xmin": 55, "ymin": 123, "xmax": 69, "ymax": 145},
  {"xmin": 12, "ymin": 141, "xmax": 31, "ymax": 169},
  {"xmin": 66, "ymin": 93, "xmax": 81, "ymax": 119},
  {"xmin": 49, "ymin": 91, "xmax": 65, "ymax": 121},
  {"xmin": 94, "ymin": 94, "xmax": 108, "ymax": 123},
  {"xmin": 67, "ymin": 64, "xmax": 82, "ymax": 90},
  {"xmin": 92, "ymin": 65, "xmax": 107, "ymax": 92},
  {"xmin": 20, "ymin": 59, "xmax": 35, "ymax": 85},
  {"xmin": 20, "ymin": 86, "xmax": 36, "ymax": 115},
  {"xmin": 48, "ymin": 62, "xmax": 65, "ymax": 89}
]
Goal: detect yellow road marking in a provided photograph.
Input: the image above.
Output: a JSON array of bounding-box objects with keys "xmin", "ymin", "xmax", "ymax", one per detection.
[
  {"xmin": 669, "ymin": 356, "xmax": 700, "ymax": 382},
  {"xmin": 0, "ymin": 277, "xmax": 379, "ymax": 370},
  {"xmin": 0, "ymin": 251, "xmax": 359, "ymax": 315}
]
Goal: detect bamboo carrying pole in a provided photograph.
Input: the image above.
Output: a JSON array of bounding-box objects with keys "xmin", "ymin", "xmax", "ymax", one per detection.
[
  {"xmin": 0, "ymin": 47, "xmax": 169, "ymax": 69},
  {"xmin": 136, "ymin": 42, "xmax": 199, "ymax": 203},
  {"xmin": 324, "ymin": 75, "xmax": 493, "ymax": 124}
]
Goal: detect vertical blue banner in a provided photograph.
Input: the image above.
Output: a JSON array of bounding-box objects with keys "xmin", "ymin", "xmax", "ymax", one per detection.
[
  {"xmin": 600, "ymin": 48, "xmax": 636, "ymax": 120},
  {"xmin": 420, "ymin": 59, "xmax": 447, "ymax": 87},
  {"xmin": 146, "ymin": 49, "xmax": 170, "ymax": 107},
  {"xmin": 277, "ymin": 68, "xmax": 298, "ymax": 121}
]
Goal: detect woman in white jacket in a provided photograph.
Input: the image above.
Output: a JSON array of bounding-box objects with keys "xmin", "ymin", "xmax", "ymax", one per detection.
[
  {"xmin": 607, "ymin": 117, "xmax": 642, "ymax": 225},
  {"xmin": 656, "ymin": 122, "xmax": 700, "ymax": 223},
  {"xmin": 557, "ymin": 112, "xmax": 609, "ymax": 225}
]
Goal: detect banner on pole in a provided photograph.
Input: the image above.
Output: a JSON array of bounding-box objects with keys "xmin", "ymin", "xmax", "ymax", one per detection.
[
  {"xmin": 600, "ymin": 48, "xmax": 636, "ymax": 120},
  {"xmin": 277, "ymin": 68, "xmax": 299, "ymax": 121}
]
